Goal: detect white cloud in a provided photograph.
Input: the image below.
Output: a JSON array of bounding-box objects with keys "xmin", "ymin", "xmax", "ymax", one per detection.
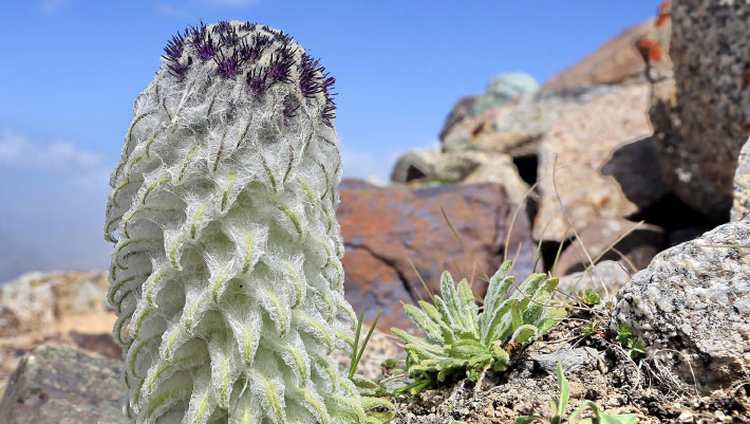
[
  {"xmin": 0, "ymin": 129, "xmax": 101, "ymax": 172},
  {"xmin": 39, "ymin": 0, "xmax": 68, "ymax": 14}
]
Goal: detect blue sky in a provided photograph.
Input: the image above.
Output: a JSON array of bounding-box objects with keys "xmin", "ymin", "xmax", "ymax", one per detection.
[{"xmin": 0, "ymin": 0, "xmax": 658, "ymax": 281}]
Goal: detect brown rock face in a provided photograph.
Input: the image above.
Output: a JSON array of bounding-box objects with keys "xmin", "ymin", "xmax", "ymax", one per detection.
[
  {"xmin": 542, "ymin": 19, "xmax": 652, "ymax": 93},
  {"xmin": 338, "ymin": 179, "xmax": 535, "ymax": 330},
  {"xmin": 534, "ymin": 83, "xmax": 654, "ymax": 241},
  {"xmin": 0, "ymin": 345, "xmax": 126, "ymax": 424}
]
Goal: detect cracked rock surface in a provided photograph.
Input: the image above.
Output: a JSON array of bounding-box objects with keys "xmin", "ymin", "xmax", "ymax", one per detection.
[{"xmin": 611, "ymin": 221, "xmax": 750, "ymax": 390}]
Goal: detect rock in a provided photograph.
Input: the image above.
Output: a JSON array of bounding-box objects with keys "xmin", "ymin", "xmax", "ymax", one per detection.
[
  {"xmin": 732, "ymin": 137, "xmax": 750, "ymax": 221},
  {"xmin": 473, "ymin": 72, "xmax": 540, "ymax": 115},
  {"xmin": 531, "ymin": 347, "xmax": 603, "ymax": 374},
  {"xmin": 438, "ymin": 96, "xmax": 477, "ymax": 142},
  {"xmin": 441, "ymin": 92, "xmax": 562, "ymax": 158},
  {"xmin": 389, "ymin": 149, "xmax": 530, "ymax": 205},
  {"xmin": 534, "ymin": 83, "xmax": 653, "ymax": 241},
  {"xmin": 650, "ymin": 0, "xmax": 750, "ymax": 217},
  {"xmin": 611, "ymin": 221, "xmax": 750, "ymax": 391},
  {"xmin": 0, "ymin": 345, "xmax": 126, "ymax": 424},
  {"xmin": 542, "ymin": 19, "xmax": 653, "ymax": 93},
  {"xmin": 552, "ymin": 218, "xmax": 664, "ymax": 277},
  {"xmin": 0, "ymin": 271, "xmax": 111, "ymax": 337},
  {"xmin": 338, "ymin": 179, "xmax": 535, "ymax": 329},
  {"xmin": 0, "ymin": 271, "xmax": 119, "ymax": 395},
  {"xmin": 558, "ymin": 260, "xmax": 631, "ymax": 299},
  {"xmin": 601, "ymin": 136, "xmax": 670, "ymax": 210}
]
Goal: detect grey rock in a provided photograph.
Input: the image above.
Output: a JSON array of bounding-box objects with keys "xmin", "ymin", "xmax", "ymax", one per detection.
[
  {"xmin": 731, "ymin": 137, "xmax": 750, "ymax": 221},
  {"xmin": 611, "ymin": 221, "xmax": 750, "ymax": 391},
  {"xmin": 558, "ymin": 260, "xmax": 631, "ymax": 300},
  {"xmin": 651, "ymin": 0, "xmax": 750, "ymax": 217},
  {"xmin": 531, "ymin": 347, "xmax": 603, "ymax": 374},
  {"xmin": 473, "ymin": 72, "xmax": 540, "ymax": 115},
  {"xmin": 0, "ymin": 345, "xmax": 127, "ymax": 423}
]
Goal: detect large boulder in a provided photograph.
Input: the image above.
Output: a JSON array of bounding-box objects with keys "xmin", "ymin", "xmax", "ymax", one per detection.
[
  {"xmin": 611, "ymin": 221, "xmax": 750, "ymax": 391},
  {"xmin": 338, "ymin": 179, "xmax": 535, "ymax": 329},
  {"xmin": 650, "ymin": 0, "xmax": 750, "ymax": 217},
  {"xmin": 0, "ymin": 345, "xmax": 126, "ymax": 424},
  {"xmin": 542, "ymin": 19, "xmax": 653, "ymax": 93},
  {"xmin": 534, "ymin": 83, "xmax": 654, "ymax": 241}
]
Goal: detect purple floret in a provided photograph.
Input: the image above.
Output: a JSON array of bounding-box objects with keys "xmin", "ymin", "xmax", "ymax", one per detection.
[
  {"xmin": 214, "ymin": 51, "xmax": 242, "ymax": 79},
  {"xmin": 268, "ymin": 47, "xmax": 294, "ymax": 84},
  {"xmin": 246, "ymin": 68, "xmax": 268, "ymax": 96},
  {"xmin": 299, "ymin": 53, "xmax": 325, "ymax": 98}
]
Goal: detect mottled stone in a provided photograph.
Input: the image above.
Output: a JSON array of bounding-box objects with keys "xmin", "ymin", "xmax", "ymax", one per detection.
[
  {"xmin": 531, "ymin": 347, "xmax": 603, "ymax": 374},
  {"xmin": 731, "ymin": 137, "xmax": 750, "ymax": 221},
  {"xmin": 650, "ymin": 0, "xmax": 750, "ymax": 217},
  {"xmin": 338, "ymin": 179, "xmax": 535, "ymax": 329},
  {"xmin": 611, "ymin": 221, "xmax": 750, "ymax": 391},
  {"xmin": 0, "ymin": 345, "xmax": 126, "ymax": 424},
  {"xmin": 558, "ymin": 260, "xmax": 632, "ymax": 300},
  {"xmin": 534, "ymin": 83, "xmax": 653, "ymax": 241}
]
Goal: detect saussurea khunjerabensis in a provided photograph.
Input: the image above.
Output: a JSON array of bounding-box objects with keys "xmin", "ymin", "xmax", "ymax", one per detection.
[{"xmin": 104, "ymin": 20, "xmax": 366, "ymax": 423}]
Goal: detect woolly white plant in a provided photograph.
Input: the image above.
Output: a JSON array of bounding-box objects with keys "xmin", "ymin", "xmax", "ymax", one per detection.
[{"xmin": 104, "ymin": 21, "xmax": 366, "ymax": 423}]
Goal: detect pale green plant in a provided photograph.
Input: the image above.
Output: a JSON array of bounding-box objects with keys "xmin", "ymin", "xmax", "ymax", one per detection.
[
  {"xmin": 517, "ymin": 363, "xmax": 637, "ymax": 424},
  {"xmin": 105, "ymin": 20, "xmax": 370, "ymax": 423},
  {"xmin": 392, "ymin": 261, "xmax": 566, "ymax": 394}
]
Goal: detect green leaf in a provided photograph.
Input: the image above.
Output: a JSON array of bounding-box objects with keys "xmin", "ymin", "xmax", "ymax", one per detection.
[
  {"xmin": 516, "ymin": 416, "xmax": 542, "ymax": 424},
  {"xmin": 510, "ymin": 324, "xmax": 538, "ymax": 346},
  {"xmin": 403, "ymin": 303, "xmax": 442, "ymax": 342},
  {"xmin": 481, "ymin": 298, "xmax": 514, "ymax": 344},
  {"xmin": 554, "ymin": 363, "xmax": 569, "ymax": 419}
]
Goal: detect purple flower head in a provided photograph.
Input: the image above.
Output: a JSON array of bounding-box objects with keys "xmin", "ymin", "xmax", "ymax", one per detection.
[
  {"xmin": 268, "ymin": 47, "xmax": 294, "ymax": 84},
  {"xmin": 214, "ymin": 51, "xmax": 242, "ymax": 79},
  {"xmin": 218, "ymin": 26, "xmax": 240, "ymax": 47},
  {"xmin": 237, "ymin": 38, "xmax": 263, "ymax": 64},
  {"xmin": 299, "ymin": 53, "xmax": 325, "ymax": 98},
  {"xmin": 271, "ymin": 29, "xmax": 294, "ymax": 43},
  {"xmin": 239, "ymin": 21, "xmax": 257, "ymax": 32},
  {"xmin": 190, "ymin": 22, "xmax": 207, "ymax": 44},
  {"xmin": 212, "ymin": 21, "xmax": 232, "ymax": 35},
  {"xmin": 167, "ymin": 56, "xmax": 193, "ymax": 80},
  {"xmin": 321, "ymin": 100, "xmax": 336, "ymax": 127},
  {"xmin": 246, "ymin": 68, "xmax": 268, "ymax": 97},
  {"xmin": 195, "ymin": 34, "xmax": 216, "ymax": 62},
  {"xmin": 163, "ymin": 31, "xmax": 186, "ymax": 62},
  {"xmin": 321, "ymin": 74, "xmax": 336, "ymax": 100}
]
